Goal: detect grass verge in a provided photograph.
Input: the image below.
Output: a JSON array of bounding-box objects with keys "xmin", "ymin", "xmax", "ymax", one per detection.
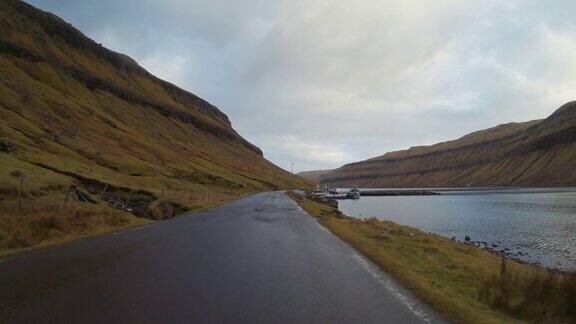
[
  {"xmin": 0, "ymin": 188, "xmax": 250, "ymax": 258},
  {"xmin": 0, "ymin": 196, "xmax": 151, "ymax": 258},
  {"xmin": 287, "ymin": 192, "xmax": 575, "ymax": 324}
]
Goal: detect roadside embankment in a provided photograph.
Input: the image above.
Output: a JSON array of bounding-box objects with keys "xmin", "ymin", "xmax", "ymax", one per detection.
[
  {"xmin": 0, "ymin": 160, "xmax": 250, "ymax": 257},
  {"xmin": 0, "ymin": 197, "xmax": 151, "ymax": 258},
  {"xmin": 287, "ymin": 192, "xmax": 576, "ymax": 324},
  {"xmin": 0, "ymin": 185, "xmax": 249, "ymax": 258}
]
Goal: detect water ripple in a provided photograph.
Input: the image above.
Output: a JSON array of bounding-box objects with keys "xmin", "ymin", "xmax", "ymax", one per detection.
[{"xmin": 338, "ymin": 188, "xmax": 576, "ymax": 271}]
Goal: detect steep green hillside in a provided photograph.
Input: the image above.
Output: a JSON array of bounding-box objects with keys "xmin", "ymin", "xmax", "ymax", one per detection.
[
  {"xmin": 322, "ymin": 102, "xmax": 576, "ymax": 187},
  {"xmin": 0, "ymin": 0, "xmax": 309, "ymax": 253}
]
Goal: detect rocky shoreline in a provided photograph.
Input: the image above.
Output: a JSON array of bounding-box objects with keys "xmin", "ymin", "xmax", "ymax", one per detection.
[{"xmin": 448, "ymin": 235, "xmax": 574, "ymax": 274}]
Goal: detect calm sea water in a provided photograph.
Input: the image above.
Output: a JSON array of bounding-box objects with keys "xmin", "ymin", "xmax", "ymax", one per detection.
[{"xmin": 338, "ymin": 188, "xmax": 576, "ymax": 271}]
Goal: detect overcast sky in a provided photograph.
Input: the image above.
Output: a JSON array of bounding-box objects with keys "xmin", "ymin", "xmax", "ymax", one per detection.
[{"xmin": 29, "ymin": 0, "xmax": 576, "ymax": 172}]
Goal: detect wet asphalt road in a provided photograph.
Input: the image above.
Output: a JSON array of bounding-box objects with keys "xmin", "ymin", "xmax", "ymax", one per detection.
[{"xmin": 0, "ymin": 191, "xmax": 443, "ymax": 323}]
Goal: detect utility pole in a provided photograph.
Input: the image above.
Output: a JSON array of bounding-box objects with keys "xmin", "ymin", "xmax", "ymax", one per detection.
[{"xmin": 290, "ymin": 162, "xmax": 295, "ymax": 174}]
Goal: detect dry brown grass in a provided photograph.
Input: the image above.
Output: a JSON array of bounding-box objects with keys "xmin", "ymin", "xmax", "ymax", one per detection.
[
  {"xmin": 0, "ymin": 196, "xmax": 150, "ymax": 257},
  {"xmin": 0, "ymin": 160, "xmax": 253, "ymax": 256},
  {"xmin": 479, "ymin": 257, "xmax": 576, "ymax": 323}
]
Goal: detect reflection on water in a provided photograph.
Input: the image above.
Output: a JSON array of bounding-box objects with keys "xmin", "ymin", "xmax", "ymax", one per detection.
[{"xmin": 338, "ymin": 188, "xmax": 576, "ymax": 271}]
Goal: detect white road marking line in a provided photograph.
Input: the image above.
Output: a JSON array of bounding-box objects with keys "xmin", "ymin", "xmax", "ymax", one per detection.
[
  {"xmin": 124, "ymin": 224, "xmax": 152, "ymax": 233},
  {"xmin": 351, "ymin": 253, "xmax": 432, "ymax": 322},
  {"xmin": 315, "ymin": 222, "xmax": 332, "ymax": 234}
]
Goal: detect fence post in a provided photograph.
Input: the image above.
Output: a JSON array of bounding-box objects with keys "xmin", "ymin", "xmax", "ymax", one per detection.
[
  {"xmin": 126, "ymin": 190, "xmax": 132, "ymax": 206},
  {"xmin": 64, "ymin": 185, "xmax": 74, "ymax": 207},
  {"xmin": 100, "ymin": 184, "xmax": 108, "ymax": 200},
  {"xmin": 17, "ymin": 174, "xmax": 24, "ymax": 216}
]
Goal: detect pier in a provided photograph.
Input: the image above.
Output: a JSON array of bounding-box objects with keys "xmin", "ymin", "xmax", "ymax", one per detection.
[
  {"xmin": 360, "ymin": 189, "xmax": 441, "ymax": 196},
  {"xmin": 309, "ymin": 186, "xmax": 441, "ymax": 201}
]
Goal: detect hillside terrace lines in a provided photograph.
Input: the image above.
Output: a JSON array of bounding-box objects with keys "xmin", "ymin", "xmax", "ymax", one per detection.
[
  {"xmin": 1, "ymin": 0, "xmax": 228, "ymax": 123},
  {"xmin": 0, "ymin": 40, "xmax": 262, "ymax": 156},
  {"xmin": 323, "ymin": 103, "xmax": 576, "ymax": 187}
]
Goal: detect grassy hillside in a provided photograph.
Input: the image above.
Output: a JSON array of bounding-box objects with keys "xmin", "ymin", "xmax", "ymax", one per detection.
[
  {"xmin": 0, "ymin": 0, "xmax": 309, "ymax": 254},
  {"xmin": 322, "ymin": 102, "xmax": 576, "ymax": 187},
  {"xmin": 296, "ymin": 169, "xmax": 332, "ymax": 182}
]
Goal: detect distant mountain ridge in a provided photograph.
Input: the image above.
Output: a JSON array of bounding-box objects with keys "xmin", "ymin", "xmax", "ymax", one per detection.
[
  {"xmin": 297, "ymin": 169, "xmax": 332, "ymax": 182},
  {"xmin": 321, "ymin": 102, "xmax": 576, "ymax": 187}
]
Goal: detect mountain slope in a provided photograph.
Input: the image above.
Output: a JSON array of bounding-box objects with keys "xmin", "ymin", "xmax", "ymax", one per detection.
[
  {"xmin": 322, "ymin": 102, "xmax": 576, "ymax": 187},
  {"xmin": 297, "ymin": 169, "xmax": 332, "ymax": 182},
  {"xmin": 0, "ymin": 0, "xmax": 309, "ymax": 252}
]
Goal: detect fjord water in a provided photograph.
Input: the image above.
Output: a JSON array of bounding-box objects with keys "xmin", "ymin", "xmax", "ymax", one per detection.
[{"xmin": 338, "ymin": 188, "xmax": 576, "ymax": 271}]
